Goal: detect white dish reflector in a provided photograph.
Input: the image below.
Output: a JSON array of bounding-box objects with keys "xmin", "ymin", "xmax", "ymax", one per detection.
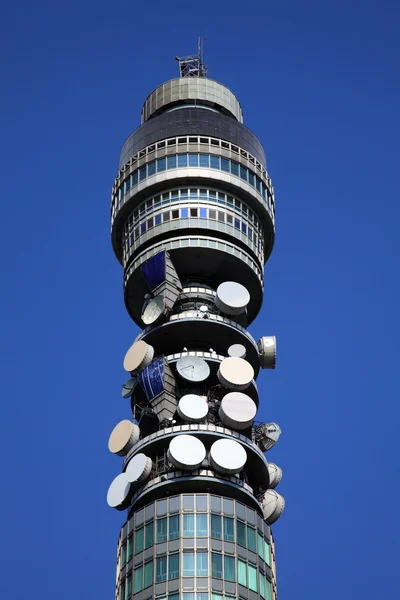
[
  {"xmin": 217, "ymin": 356, "xmax": 254, "ymax": 390},
  {"xmin": 125, "ymin": 453, "xmax": 152, "ymax": 484},
  {"xmin": 108, "ymin": 420, "xmax": 140, "ymax": 456},
  {"xmin": 123, "ymin": 340, "xmax": 154, "ymax": 375},
  {"xmin": 167, "ymin": 434, "xmax": 206, "ymax": 470},
  {"xmin": 215, "ymin": 281, "xmax": 250, "ymax": 315},
  {"xmin": 107, "ymin": 473, "xmax": 131, "ymax": 510},
  {"xmin": 260, "ymin": 490, "xmax": 285, "ymax": 524},
  {"xmin": 209, "ymin": 438, "xmax": 247, "ymax": 474},
  {"xmin": 219, "ymin": 392, "xmax": 257, "ymax": 430},
  {"xmin": 177, "ymin": 394, "xmax": 208, "ymax": 423}
]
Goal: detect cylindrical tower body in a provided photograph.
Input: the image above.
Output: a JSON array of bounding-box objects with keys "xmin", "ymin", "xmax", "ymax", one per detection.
[{"xmin": 108, "ymin": 67, "xmax": 283, "ymax": 600}]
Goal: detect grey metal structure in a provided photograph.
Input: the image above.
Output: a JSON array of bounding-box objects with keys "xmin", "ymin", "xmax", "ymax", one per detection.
[{"xmin": 108, "ymin": 57, "xmax": 283, "ymax": 600}]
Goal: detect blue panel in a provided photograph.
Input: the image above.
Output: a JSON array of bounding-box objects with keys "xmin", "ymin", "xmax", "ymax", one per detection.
[
  {"xmin": 140, "ymin": 251, "xmax": 166, "ymax": 290},
  {"xmin": 138, "ymin": 358, "xmax": 165, "ymax": 400}
]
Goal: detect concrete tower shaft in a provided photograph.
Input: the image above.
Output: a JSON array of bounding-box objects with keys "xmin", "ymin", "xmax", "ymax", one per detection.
[{"xmin": 107, "ymin": 69, "xmax": 283, "ymax": 600}]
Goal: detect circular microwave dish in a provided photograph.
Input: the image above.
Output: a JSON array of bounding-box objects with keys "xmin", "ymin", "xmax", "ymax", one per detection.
[
  {"xmin": 108, "ymin": 420, "xmax": 140, "ymax": 456},
  {"xmin": 258, "ymin": 336, "xmax": 277, "ymax": 369},
  {"xmin": 209, "ymin": 438, "xmax": 247, "ymax": 474},
  {"xmin": 122, "ymin": 377, "xmax": 137, "ymax": 398},
  {"xmin": 141, "ymin": 294, "xmax": 165, "ymax": 325},
  {"xmin": 176, "ymin": 356, "xmax": 210, "ymax": 382},
  {"xmin": 260, "ymin": 490, "xmax": 285, "ymax": 524},
  {"xmin": 228, "ymin": 344, "xmax": 247, "ymax": 359},
  {"xmin": 219, "ymin": 392, "xmax": 257, "ymax": 430},
  {"xmin": 107, "ymin": 473, "xmax": 131, "ymax": 509},
  {"xmin": 123, "ymin": 340, "xmax": 154, "ymax": 375},
  {"xmin": 215, "ymin": 281, "xmax": 250, "ymax": 315},
  {"xmin": 167, "ymin": 434, "xmax": 206, "ymax": 470},
  {"xmin": 267, "ymin": 463, "xmax": 283, "ymax": 489},
  {"xmin": 217, "ymin": 356, "xmax": 254, "ymax": 390},
  {"xmin": 177, "ymin": 394, "xmax": 208, "ymax": 423},
  {"xmin": 125, "ymin": 453, "xmax": 153, "ymax": 484}
]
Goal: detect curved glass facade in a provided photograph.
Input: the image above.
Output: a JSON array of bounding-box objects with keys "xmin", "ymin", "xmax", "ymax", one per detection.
[
  {"xmin": 112, "ymin": 152, "xmax": 274, "ymax": 221},
  {"xmin": 122, "ymin": 187, "xmax": 265, "ymax": 265},
  {"xmin": 116, "ymin": 494, "xmax": 273, "ymax": 600}
]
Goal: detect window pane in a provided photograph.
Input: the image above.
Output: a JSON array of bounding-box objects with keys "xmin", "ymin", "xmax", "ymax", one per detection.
[
  {"xmin": 234, "ymin": 219, "xmax": 240, "ymax": 230},
  {"xmin": 224, "ymin": 556, "xmax": 235, "ymax": 581},
  {"xmin": 199, "ymin": 154, "xmax": 209, "ymax": 167},
  {"xmin": 266, "ymin": 579, "xmax": 272, "ymax": 600},
  {"xmin": 133, "ymin": 566, "xmax": 143, "ymax": 593},
  {"xmin": 163, "ymin": 211, "xmax": 170, "ymax": 222},
  {"xmin": 169, "ymin": 515, "xmax": 179, "ymax": 540},
  {"xmin": 181, "ymin": 208, "xmax": 189, "ymax": 218},
  {"xmin": 145, "ymin": 521, "xmax": 154, "ymax": 549},
  {"xmin": 140, "ymin": 222, "xmax": 146, "ymax": 234},
  {"xmin": 196, "ymin": 552, "xmax": 208, "ymax": 576},
  {"xmin": 259, "ymin": 573, "xmax": 266, "ymax": 599},
  {"xmin": 230, "ymin": 161, "xmax": 239, "ymax": 176},
  {"xmin": 183, "ymin": 553, "xmax": 195, "ymax": 576},
  {"xmin": 210, "ymin": 155, "xmax": 220, "ymax": 169},
  {"xmin": 183, "ymin": 514, "xmax": 194, "ymax": 537},
  {"xmin": 211, "ymin": 514, "xmax": 221, "ymax": 539},
  {"xmin": 221, "ymin": 158, "xmax": 230, "ymax": 172},
  {"xmin": 196, "ymin": 514, "xmax": 208, "ymax": 537},
  {"xmin": 157, "ymin": 157, "xmax": 166, "ymax": 172},
  {"xmin": 237, "ymin": 521, "xmax": 246, "ymax": 547},
  {"xmin": 248, "ymin": 172, "xmax": 255, "ymax": 186},
  {"xmin": 263, "ymin": 540, "xmax": 270, "ymax": 566},
  {"xmin": 120, "ymin": 580, "xmax": 125, "ymax": 600},
  {"xmin": 256, "ymin": 177, "xmax": 261, "ymax": 192},
  {"xmin": 247, "ymin": 527, "xmax": 256, "ymax": 552},
  {"xmin": 178, "ymin": 154, "xmax": 188, "ymax": 167},
  {"xmin": 127, "ymin": 538, "xmax": 133, "ymax": 560},
  {"xmin": 169, "ymin": 553, "xmax": 180, "ymax": 579},
  {"xmin": 238, "ymin": 560, "xmax": 247, "ymax": 586},
  {"xmin": 240, "ymin": 166, "xmax": 248, "ymax": 181},
  {"xmin": 223, "ymin": 517, "xmax": 234, "ymax": 541},
  {"xmin": 184, "ymin": 594, "xmax": 195, "ymax": 600},
  {"xmin": 200, "ymin": 208, "xmax": 207, "ymax": 219},
  {"xmin": 157, "ymin": 518, "xmax": 167, "ymax": 543},
  {"xmin": 139, "ymin": 166, "xmax": 147, "ymax": 181},
  {"xmin": 189, "ymin": 153, "xmax": 199, "ymax": 167},
  {"xmin": 248, "ymin": 565, "xmax": 258, "ymax": 592},
  {"xmin": 148, "ymin": 161, "xmax": 156, "ymax": 176},
  {"xmin": 197, "ymin": 594, "xmax": 208, "ymax": 600},
  {"xmin": 156, "ymin": 556, "xmax": 167, "ymax": 582},
  {"xmin": 132, "ymin": 171, "xmax": 138, "ymax": 187},
  {"xmin": 155, "ymin": 214, "xmax": 161, "ymax": 226},
  {"xmin": 167, "ymin": 155, "xmax": 177, "ymax": 169},
  {"xmin": 135, "ymin": 527, "xmax": 144, "ymax": 553},
  {"xmin": 211, "ymin": 553, "xmax": 222, "ymax": 578},
  {"xmin": 212, "ymin": 594, "xmax": 223, "ymax": 600},
  {"xmin": 127, "ymin": 575, "xmax": 132, "ymax": 596},
  {"xmin": 121, "ymin": 543, "xmax": 127, "ymax": 565},
  {"xmin": 144, "ymin": 561, "xmax": 153, "ymax": 588}
]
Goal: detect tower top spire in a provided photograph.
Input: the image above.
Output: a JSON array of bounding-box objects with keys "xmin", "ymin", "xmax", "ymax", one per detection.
[{"xmin": 175, "ymin": 37, "xmax": 207, "ymax": 78}]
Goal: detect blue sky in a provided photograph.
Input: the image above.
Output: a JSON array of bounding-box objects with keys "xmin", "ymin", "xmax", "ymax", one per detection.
[{"xmin": 1, "ymin": 1, "xmax": 399, "ymax": 598}]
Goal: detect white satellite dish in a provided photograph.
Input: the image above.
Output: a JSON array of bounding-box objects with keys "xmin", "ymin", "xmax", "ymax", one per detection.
[
  {"xmin": 141, "ymin": 294, "xmax": 165, "ymax": 325},
  {"xmin": 209, "ymin": 438, "xmax": 247, "ymax": 474},
  {"xmin": 260, "ymin": 490, "xmax": 285, "ymax": 524},
  {"xmin": 176, "ymin": 356, "xmax": 210, "ymax": 382},
  {"xmin": 215, "ymin": 281, "xmax": 250, "ymax": 315},
  {"xmin": 177, "ymin": 394, "xmax": 208, "ymax": 423},
  {"xmin": 228, "ymin": 344, "xmax": 246, "ymax": 359},
  {"xmin": 267, "ymin": 463, "xmax": 283, "ymax": 489},
  {"xmin": 123, "ymin": 340, "xmax": 154, "ymax": 375},
  {"xmin": 219, "ymin": 392, "xmax": 257, "ymax": 430},
  {"xmin": 217, "ymin": 356, "xmax": 254, "ymax": 390},
  {"xmin": 108, "ymin": 420, "xmax": 140, "ymax": 456},
  {"xmin": 167, "ymin": 434, "xmax": 206, "ymax": 470},
  {"xmin": 125, "ymin": 453, "xmax": 152, "ymax": 484},
  {"xmin": 107, "ymin": 473, "xmax": 131, "ymax": 510}
]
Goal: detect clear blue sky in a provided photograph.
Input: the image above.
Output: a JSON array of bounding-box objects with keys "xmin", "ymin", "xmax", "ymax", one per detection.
[{"xmin": 0, "ymin": 1, "xmax": 399, "ymax": 598}]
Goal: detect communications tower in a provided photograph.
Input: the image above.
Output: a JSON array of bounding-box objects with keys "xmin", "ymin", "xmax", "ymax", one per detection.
[{"xmin": 107, "ymin": 49, "xmax": 284, "ymax": 600}]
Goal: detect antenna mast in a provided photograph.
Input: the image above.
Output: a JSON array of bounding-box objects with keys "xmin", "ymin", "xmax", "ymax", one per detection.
[{"xmin": 175, "ymin": 37, "xmax": 207, "ymax": 78}]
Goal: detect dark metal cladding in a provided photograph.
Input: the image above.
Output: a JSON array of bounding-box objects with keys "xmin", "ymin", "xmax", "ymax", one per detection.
[{"xmin": 119, "ymin": 108, "xmax": 267, "ymax": 169}]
